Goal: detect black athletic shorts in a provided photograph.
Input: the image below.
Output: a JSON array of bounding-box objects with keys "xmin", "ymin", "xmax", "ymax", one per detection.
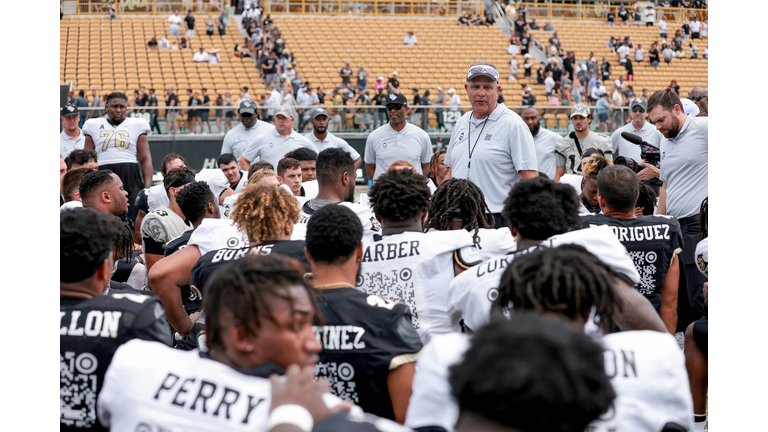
[{"xmin": 692, "ymin": 315, "xmax": 708, "ymax": 356}]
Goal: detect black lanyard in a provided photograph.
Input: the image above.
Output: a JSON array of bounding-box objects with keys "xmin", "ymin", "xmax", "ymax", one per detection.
[{"xmin": 467, "ymin": 113, "xmax": 489, "ymax": 178}]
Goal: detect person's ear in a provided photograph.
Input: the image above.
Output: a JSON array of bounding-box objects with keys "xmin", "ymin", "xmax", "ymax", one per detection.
[
  {"xmin": 228, "ymin": 320, "xmax": 258, "ymax": 354},
  {"xmin": 341, "ymin": 171, "xmax": 350, "ymax": 187},
  {"xmin": 356, "ymin": 242, "xmax": 363, "ymax": 262}
]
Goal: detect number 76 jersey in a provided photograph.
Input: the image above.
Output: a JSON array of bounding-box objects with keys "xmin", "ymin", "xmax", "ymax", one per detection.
[{"xmin": 82, "ymin": 117, "xmax": 150, "ymax": 165}]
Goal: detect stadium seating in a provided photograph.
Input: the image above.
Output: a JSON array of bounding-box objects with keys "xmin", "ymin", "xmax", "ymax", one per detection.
[{"xmin": 60, "ymin": 14, "xmax": 271, "ymax": 112}]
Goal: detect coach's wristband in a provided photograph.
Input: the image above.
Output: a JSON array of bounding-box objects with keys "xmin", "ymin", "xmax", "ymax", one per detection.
[{"xmin": 267, "ymin": 404, "xmax": 314, "ymax": 432}]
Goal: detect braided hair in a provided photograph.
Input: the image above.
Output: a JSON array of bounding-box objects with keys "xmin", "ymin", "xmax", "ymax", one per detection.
[
  {"xmin": 369, "ymin": 169, "xmax": 431, "ymax": 223},
  {"xmin": 492, "ymin": 244, "xmax": 618, "ymax": 333},
  {"xmin": 423, "ymin": 178, "xmax": 491, "ymax": 247},
  {"xmin": 113, "ymin": 222, "xmax": 135, "ymax": 264},
  {"xmin": 699, "ymin": 197, "xmax": 708, "ymax": 240}
]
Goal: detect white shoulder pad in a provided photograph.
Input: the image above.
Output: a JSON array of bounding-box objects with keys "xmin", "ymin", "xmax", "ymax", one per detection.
[
  {"xmin": 547, "ymin": 226, "xmax": 640, "ymax": 283},
  {"xmin": 188, "ymin": 218, "xmax": 249, "ymax": 255},
  {"xmin": 456, "ymin": 246, "xmax": 485, "ymax": 268},
  {"xmin": 195, "ymin": 169, "xmax": 230, "ymax": 199}
]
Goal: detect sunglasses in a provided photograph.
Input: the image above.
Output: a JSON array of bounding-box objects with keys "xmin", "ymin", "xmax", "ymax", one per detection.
[
  {"xmin": 240, "ymin": 113, "xmax": 254, "ymax": 118},
  {"xmin": 631, "ymin": 107, "xmax": 645, "ymax": 113},
  {"xmin": 688, "ymin": 95, "xmax": 706, "ymax": 101},
  {"xmin": 387, "ymin": 104, "xmax": 405, "ymax": 111},
  {"xmin": 466, "ymin": 66, "xmax": 499, "ymax": 80}
]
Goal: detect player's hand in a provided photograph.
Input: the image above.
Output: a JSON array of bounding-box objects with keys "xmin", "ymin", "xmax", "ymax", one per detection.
[
  {"xmin": 636, "ymin": 161, "xmax": 660, "ymax": 181},
  {"xmin": 133, "ymin": 243, "xmax": 143, "ymax": 251},
  {"xmin": 188, "ymin": 311, "xmax": 201, "ymax": 324},
  {"xmin": 270, "ymin": 365, "xmax": 349, "ymax": 424}
]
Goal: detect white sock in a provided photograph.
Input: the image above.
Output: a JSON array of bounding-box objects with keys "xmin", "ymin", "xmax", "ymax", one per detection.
[{"xmin": 692, "ymin": 414, "xmax": 707, "ymax": 431}]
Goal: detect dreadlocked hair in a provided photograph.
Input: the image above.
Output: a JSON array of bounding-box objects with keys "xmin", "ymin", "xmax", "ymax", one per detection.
[
  {"xmin": 423, "ymin": 178, "xmax": 491, "ymax": 247},
  {"xmin": 203, "ymin": 254, "xmax": 321, "ymax": 354},
  {"xmin": 114, "ymin": 222, "xmax": 135, "ymax": 264},
  {"xmin": 583, "ymin": 153, "xmax": 612, "ymax": 178},
  {"xmin": 231, "ymin": 184, "xmax": 300, "ymax": 244},
  {"xmin": 636, "ymin": 183, "xmax": 658, "ymax": 216},
  {"xmin": 699, "ymin": 197, "xmax": 708, "ymax": 239},
  {"xmin": 492, "ymin": 244, "xmax": 618, "ymax": 333},
  {"xmin": 428, "ymin": 149, "xmax": 447, "ymax": 183},
  {"xmin": 369, "ymin": 169, "xmax": 431, "ymax": 223}
]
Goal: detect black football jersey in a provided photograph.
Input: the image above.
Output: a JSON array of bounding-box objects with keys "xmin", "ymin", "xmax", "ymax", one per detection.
[
  {"xmin": 579, "ymin": 214, "xmax": 683, "ymax": 309},
  {"xmin": 314, "ymin": 288, "xmax": 423, "ymax": 421},
  {"xmin": 162, "ymin": 229, "xmax": 199, "ymax": 313},
  {"xmin": 135, "ymin": 188, "xmax": 150, "ymax": 214},
  {"xmin": 60, "ymin": 293, "xmax": 172, "ymax": 430}
]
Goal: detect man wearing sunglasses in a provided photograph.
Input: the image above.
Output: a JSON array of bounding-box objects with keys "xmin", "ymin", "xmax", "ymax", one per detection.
[
  {"xmin": 688, "ymin": 87, "xmax": 708, "ymax": 117},
  {"xmin": 364, "ymin": 92, "xmax": 432, "ymax": 182},
  {"xmin": 611, "ymin": 98, "xmax": 664, "ymax": 186},
  {"xmin": 444, "ymin": 62, "xmax": 538, "ymax": 228},
  {"xmin": 220, "ymin": 100, "xmax": 276, "ymax": 162}
]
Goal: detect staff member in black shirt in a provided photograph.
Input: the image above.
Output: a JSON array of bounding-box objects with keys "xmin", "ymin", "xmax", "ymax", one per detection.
[{"xmin": 306, "ymin": 204, "xmax": 422, "ymax": 423}]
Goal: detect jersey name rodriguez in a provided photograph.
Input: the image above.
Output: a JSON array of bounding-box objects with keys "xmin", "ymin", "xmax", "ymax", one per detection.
[{"xmin": 82, "ymin": 117, "xmax": 150, "ymax": 165}]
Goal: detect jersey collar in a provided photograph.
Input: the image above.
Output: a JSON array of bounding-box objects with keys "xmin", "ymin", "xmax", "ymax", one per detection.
[{"xmin": 199, "ymin": 353, "xmax": 286, "ymax": 378}]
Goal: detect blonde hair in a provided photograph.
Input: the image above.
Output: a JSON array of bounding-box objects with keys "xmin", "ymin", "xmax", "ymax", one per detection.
[
  {"xmin": 231, "ymin": 184, "xmax": 300, "ymax": 243},
  {"xmin": 583, "ymin": 154, "xmax": 612, "ymax": 178},
  {"xmin": 387, "ymin": 160, "xmax": 417, "ymax": 173}
]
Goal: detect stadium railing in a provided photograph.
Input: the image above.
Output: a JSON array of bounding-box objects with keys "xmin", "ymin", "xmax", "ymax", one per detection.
[
  {"xmin": 76, "ymin": 0, "xmax": 223, "ymax": 14},
  {"xmin": 504, "ymin": 3, "xmax": 707, "ymax": 24},
  {"xmin": 266, "ymin": 0, "xmax": 484, "ymax": 17},
  {"xmin": 69, "ymin": 104, "xmax": 628, "ymax": 135}
]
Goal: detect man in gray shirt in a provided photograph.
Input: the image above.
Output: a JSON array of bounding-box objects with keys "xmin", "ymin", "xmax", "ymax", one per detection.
[
  {"xmin": 88, "ymin": 90, "xmax": 102, "ymax": 120},
  {"xmin": 648, "ymin": 88, "xmax": 708, "ymax": 328},
  {"xmin": 434, "ymin": 87, "xmax": 447, "ymax": 132}
]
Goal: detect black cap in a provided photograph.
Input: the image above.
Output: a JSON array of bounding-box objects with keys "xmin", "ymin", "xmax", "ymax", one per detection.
[
  {"xmin": 385, "ymin": 93, "xmax": 408, "ymax": 106},
  {"xmin": 61, "ymin": 104, "xmax": 80, "ymax": 117}
]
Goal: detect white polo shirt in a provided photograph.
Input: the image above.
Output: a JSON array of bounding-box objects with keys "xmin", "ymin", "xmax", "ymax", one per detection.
[
  {"xmin": 305, "ymin": 131, "xmax": 361, "ymax": 161},
  {"xmin": 220, "ymin": 120, "xmax": 276, "ymax": 161},
  {"xmin": 690, "ymin": 20, "xmax": 701, "ymax": 33},
  {"xmin": 444, "ymin": 103, "xmax": 538, "ymax": 213},
  {"xmin": 532, "ymin": 127, "xmax": 561, "ymax": 179},
  {"xmin": 192, "ymin": 51, "xmax": 209, "ymax": 62},
  {"xmin": 364, "ymin": 122, "xmax": 432, "ymax": 181},
  {"xmin": 449, "ymin": 94, "xmax": 462, "ymax": 111},
  {"xmin": 240, "ymin": 128, "xmax": 318, "ymax": 169},
  {"xmin": 611, "ymin": 120, "xmax": 664, "ymax": 162},
  {"xmin": 659, "ymin": 116, "xmax": 708, "ymax": 219},
  {"xmin": 60, "ymin": 129, "xmax": 85, "ymax": 158},
  {"xmin": 168, "ymin": 14, "xmax": 182, "ymax": 29}
]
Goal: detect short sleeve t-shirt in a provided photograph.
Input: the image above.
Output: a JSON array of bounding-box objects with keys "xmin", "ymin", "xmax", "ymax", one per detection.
[
  {"xmin": 340, "ymin": 67, "xmax": 353, "ymax": 85},
  {"xmin": 659, "ymin": 116, "xmax": 708, "ymax": 219},
  {"xmin": 444, "ymin": 103, "xmax": 538, "ymax": 213},
  {"xmin": 364, "ymin": 122, "xmax": 432, "ymax": 181},
  {"xmin": 184, "ymin": 15, "xmax": 195, "ymax": 29}
]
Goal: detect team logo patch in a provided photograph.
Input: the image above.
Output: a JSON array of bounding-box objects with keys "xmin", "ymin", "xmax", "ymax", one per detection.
[
  {"xmin": 487, "ymin": 288, "xmax": 499, "ymax": 302},
  {"xmin": 66, "ymin": 105, "xmax": 75, "ymax": 112},
  {"xmin": 389, "ymin": 94, "xmax": 397, "ymax": 101},
  {"xmin": 382, "ymin": 143, "xmax": 387, "ymax": 149},
  {"xmin": 370, "ymin": 216, "xmax": 381, "ymax": 232},
  {"xmin": 697, "ymin": 255, "xmax": 707, "ymax": 274},
  {"xmin": 484, "ymin": 133, "xmax": 493, "ymax": 141},
  {"xmin": 269, "ymin": 142, "xmax": 274, "ymax": 148},
  {"xmin": 62, "ymin": 146, "xmax": 68, "ymax": 152},
  {"xmin": 458, "ymin": 132, "xmax": 464, "ymax": 141},
  {"xmin": 99, "ymin": 125, "xmax": 104, "ymax": 129}
]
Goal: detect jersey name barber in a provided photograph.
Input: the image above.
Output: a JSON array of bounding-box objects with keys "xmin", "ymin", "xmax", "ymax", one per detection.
[{"xmin": 362, "ymin": 240, "xmax": 420, "ymax": 262}]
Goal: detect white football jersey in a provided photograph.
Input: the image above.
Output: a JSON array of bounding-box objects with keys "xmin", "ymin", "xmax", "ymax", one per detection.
[
  {"xmin": 221, "ymin": 193, "xmax": 239, "ymax": 220},
  {"xmin": 296, "ymin": 200, "xmax": 381, "ymax": 241},
  {"xmin": 695, "ymin": 237, "xmax": 708, "ymax": 278},
  {"xmin": 188, "ymin": 218, "xmax": 249, "ymax": 256},
  {"xmin": 233, "ymin": 171, "xmax": 249, "ymax": 193},
  {"xmin": 448, "ymin": 225, "xmax": 640, "ymax": 332},
  {"xmin": 140, "ymin": 205, "xmax": 192, "ymax": 252},
  {"xmin": 147, "ymin": 183, "xmax": 170, "ymax": 212},
  {"xmin": 357, "ymin": 230, "xmax": 474, "ymax": 343},
  {"xmin": 98, "ymin": 339, "xmax": 346, "ymax": 432},
  {"xmin": 82, "ymin": 117, "xmax": 150, "ymax": 165},
  {"xmin": 427, "ymin": 227, "xmax": 516, "ymax": 257},
  {"xmin": 588, "ymin": 331, "xmax": 693, "ymax": 431},
  {"xmin": 195, "ymin": 169, "xmax": 231, "ymax": 201},
  {"xmin": 404, "ymin": 333, "xmax": 469, "ymax": 432}
]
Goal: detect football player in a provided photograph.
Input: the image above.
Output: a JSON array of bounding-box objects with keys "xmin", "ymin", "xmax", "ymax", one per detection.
[
  {"xmin": 83, "ymin": 92, "xmax": 153, "ymax": 224},
  {"xmin": 60, "ymin": 208, "xmax": 171, "ymax": 431},
  {"xmin": 579, "ymin": 165, "xmax": 683, "ymax": 334},
  {"xmin": 554, "ymin": 104, "xmax": 613, "ymax": 180},
  {"xmin": 139, "ymin": 167, "xmax": 195, "ymax": 271},
  {"xmin": 359, "ymin": 169, "xmax": 476, "ymax": 343},
  {"xmin": 79, "ymin": 170, "xmax": 129, "ymax": 218},
  {"xmin": 217, "ymin": 153, "xmax": 248, "ymax": 192},
  {"xmin": 307, "ymin": 204, "xmax": 422, "ymax": 423},
  {"xmin": 134, "ymin": 153, "xmax": 187, "ymax": 243},
  {"xmin": 687, "ymin": 197, "xmax": 708, "ymax": 432},
  {"xmin": 578, "ymin": 153, "xmax": 612, "ymax": 214},
  {"xmin": 97, "ymin": 255, "xmax": 350, "ymax": 431}
]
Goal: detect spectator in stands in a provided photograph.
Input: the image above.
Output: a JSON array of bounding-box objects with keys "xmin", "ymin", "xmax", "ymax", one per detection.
[
  {"xmin": 184, "ymin": 10, "xmax": 196, "ymax": 36},
  {"xmin": 208, "ymin": 48, "xmax": 221, "ymax": 65},
  {"xmin": 508, "ymin": 56, "xmax": 519, "ymax": 80},
  {"xmin": 108, "ymin": 0, "xmax": 116, "ymax": 20},
  {"xmin": 543, "ymin": 20, "xmax": 554, "ymax": 31},
  {"xmin": 192, "ymin": 46, "xmax": 208, "ymax": 63},
  {"xmin": 562, "ymin": 83, "xmax": 572, "ymax": 107},
  {"xmin": 673, "ymin": 29, "xmax": 684, "ymax": 51},
  {"xmin": 528, "ymin": 18, "xmax": 539, "ymax": 30},
  {"xmin": 339, "ymin": 61, "xmax": 353, "ymax": 88},
  {"xmin": 73, "ymin": 90, "xmax": 89, "ymax": 128},
  {"xmin": 179, "ymin": 36, "xmax": 189, "ymax": 49},
  {"xmin": 591, "ymin": 79, "xmax": 607, "ymax": 103},
  {"xmin": 549, "ymin": 32, "xmax": 560, "ymax": 49},
  {"xmin": 217, "ymin": 10, "xmax": 227, "ymax": 35},
  {"xmin": 520, "ymin": 31, "xmax": 530, "ymax": 55},
  {"xmin": 548, "ymin": 82, "xmax": 561, "ymax": 107},
  {"xmin": 648, "ymin": 42, "xmax": 660, "ymax": 69},
  {"xmin": 513, "ymin": 14, "xmax": 526, "ymax": 37},
  {"xmin": 663, "ymin": 44, "xmax": 675, "ymax": 65},
  {"xmin": 200, "ymin": 88, "xmax": 212, "ymax": 134},
  {"xmin": 523, "ymin": 55, "xmax": 532, "ymax": 83},
  {"xmin": 387, "ymin": 71, "xmax": 400, "ymax": 94},
  {"xmin": 521, "ymin": 86, "xmax": 536, "ymax": 107},
  {"xmin": 165, "ymin": 87, "xmax": 179, "ymax": 135},
  {"xmin": 507, "ymin": 37, "xmax": 519, "ymax": 56},
  {"xmin": 420, "ymin": 90, "xmax": 431, "ymax": 131},
  {"xmin": 374, "ymin": 76, "xmax": 386, "ymax": 92},
  {"xmin": 668, "ymin": 80, "xmax": 681, "ymax": 95},
  {"xmin": 458, "ymin": 12, "xmax": 470, "ymax": 26},
  {"xmin": 205, "ymin": 15, "xmax": 215, "ymax": 36},
  {"xmin": 356, "ymin": 64, "xmax": 369, "ymax": 91},
  {"xmin": 434, "ymin": 87, "xmax": 447, "ymax": 132},
  {"xmin": 544, "ymin": 71, "xmax": 555, "ymax": 97},
  {"xmin": 410, "ymin": 87, "xmax": 422, "ymax": 126},
  {"xmin": 448, "ymin": 88, "xmax": 461, "ymax": 111},
  {"xmin": 404, "ymin": 31, "xmax": 418, "ymax": 46},
  {"xmin": 263, "ymin": 51, "xmax": 281, "ymax": 89},
  {"xmin": 618, "ymin": 4, "xmax": 629, "ymax": 25},
  {"xmin": 88, "ymin": 90, "xmax": 102, "ymax": 120},
  {"xmin": 485, "ymin": 13, "xmax": 495, "ymax": 26},
  {"xmin": 634, "ymin": 43, "xmax": 645, "ymax": 63},
  {"xmin": 606, "ymin": 8, "xmax": 616, "ymax": 26},
  {"xmin": 147, "ymin": 37, "xmax": 158, "ymax": 49},
  {"xmin": 563, "ymin": 51, "xmax": 575, "ymax": 81},
  {"xmin": 504, "ymin": 0, "xmax": 516, "ymax": 21},
  {"xmin": 691, "ymin": 15, "xmax": 701, "ymax": 39},
  {"xmin": 596, "ymin": 93, "xmax": 610, "ymax": 131},
  {"xmin": 657, "ymin": 15, "xmax": 668, "ymax": 39},
  {"xmin": 158, "ymin": 36, "xmax": 169, "ymax": 49},
  {"xmin": 682, "ymin": 21, "xmax": 691, "ymax": 40},
  {"xmin": 634, "ymin": 4, "xmax": 643, "ymax": 26}
]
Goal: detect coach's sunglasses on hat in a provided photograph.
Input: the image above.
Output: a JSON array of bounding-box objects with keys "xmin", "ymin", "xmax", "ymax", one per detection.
[
  {"xmin": 466, "ymin": 65, "xmax": 499, "ymax": 81},
  {"xmin": 688, "ymin": 94, "xmax": 706, "ymax": 101},
  {"xmin": 387, "ymin": 104, "xmax": 406, "ymax": 111}
]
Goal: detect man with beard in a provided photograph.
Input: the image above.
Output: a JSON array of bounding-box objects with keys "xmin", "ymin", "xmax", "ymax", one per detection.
[
  {"xmin": 83, "ymin": 92, "xmax": 153, "ymax": 224},
  {"xmin": 611, "ymin": 98, "xmax": 665, "ymax": 191},
  {"xmin": 688, "ymin": 86, "xmax": 708, "ymax": 117},
  {"xmin": 220, "ymin": 100, "xmax": 276, "ymax": 161},
  {"xmin": 79, "ymin": 170, "xmax": 129, "ymax": 218},
  {"xmin": 648, "ymin": 88, "xmax": 708, "ymax": 331},
  {"xmin": 554, "ymin": 104, "xmax": 613, "ymax": 180},
  {"xmin": 305, "ymin": 108, "xmax": 361, "ymax": 169},
  {"xmin": 521, "ymin": 107, "xmax": 560, "ymax": 179},
  {"xmin": 296, "ymin": 148, "xmax": 380, "ymax": 239}
]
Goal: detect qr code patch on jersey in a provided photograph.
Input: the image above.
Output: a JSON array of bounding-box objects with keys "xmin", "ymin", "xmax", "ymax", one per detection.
[{"xmin": 357, "ymin": 267, "xmax": 419, "ymax": 328}]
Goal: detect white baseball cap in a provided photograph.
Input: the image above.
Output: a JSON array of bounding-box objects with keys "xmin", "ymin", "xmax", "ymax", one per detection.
[
  {"xmin": 392, "ymin": 71, "xmax": 399, "ymax": 76},
  {"xmin": 680, "ymin": 98, "xmax": 700, "ymax": 117},
  {"xmin": 448, "ymin": 88, "xmax": 456, "ymax": 94}
]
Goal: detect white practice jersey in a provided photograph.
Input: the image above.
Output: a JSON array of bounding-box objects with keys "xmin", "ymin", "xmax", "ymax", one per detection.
[
  {"xmin": 195, "ymin": 169, "xmax": 231, "ymax": 201},
  {"xmin": 357, "ymin": 230, "xmax": 474, "ymax": 343},
  {"xmin": 448, "ymin": 225, "xmax": 639, "ymax": 332},
  {"xmin": 588, "ymin": 331, "xmax": 693, "ymax": 431},
  {"xmin": 296, "ymin": 199, "xmax": 381, "ymax": 240},
  {"xmin": 221, "ymin": 193, "xmax": 238, "ymax": 219},
  {"xmin": 426, "ymin": 227, "xmax": 516, "ymax": 257},
  {"xmin": 404, "ymin": 333, "xmax": 469, "ymax": 432},
  {"xmin": 98, "ymin": 339, "xmax": 346, "ymax": 432},
  {"xmin": 233, "ymin": 171, "xmax": 249, "ymax": 193},
  {"xmin": 559, "ymin": 173, "xmax": 583, "ymax": 195},
  {"xmin": 555, "ymin": 131, "xmax": 613, "ymax": 175},
  {"xmin": 82, "ymin": 117, "xmax": 150, "ymax": 165},
  {"xmin": 695, "ymin": 237, "xmax": 708, "ymax": 278},
  {"xmin": 147, "ymin": 183, "xmax": 170, "ymax": 212},
  {"xmin": 140, "ymin": 205, "xmax": 192, "ymax": 254},
  {"xmin": 188, "ymin": 218, "xmax": 249, "ymax": 256}
]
